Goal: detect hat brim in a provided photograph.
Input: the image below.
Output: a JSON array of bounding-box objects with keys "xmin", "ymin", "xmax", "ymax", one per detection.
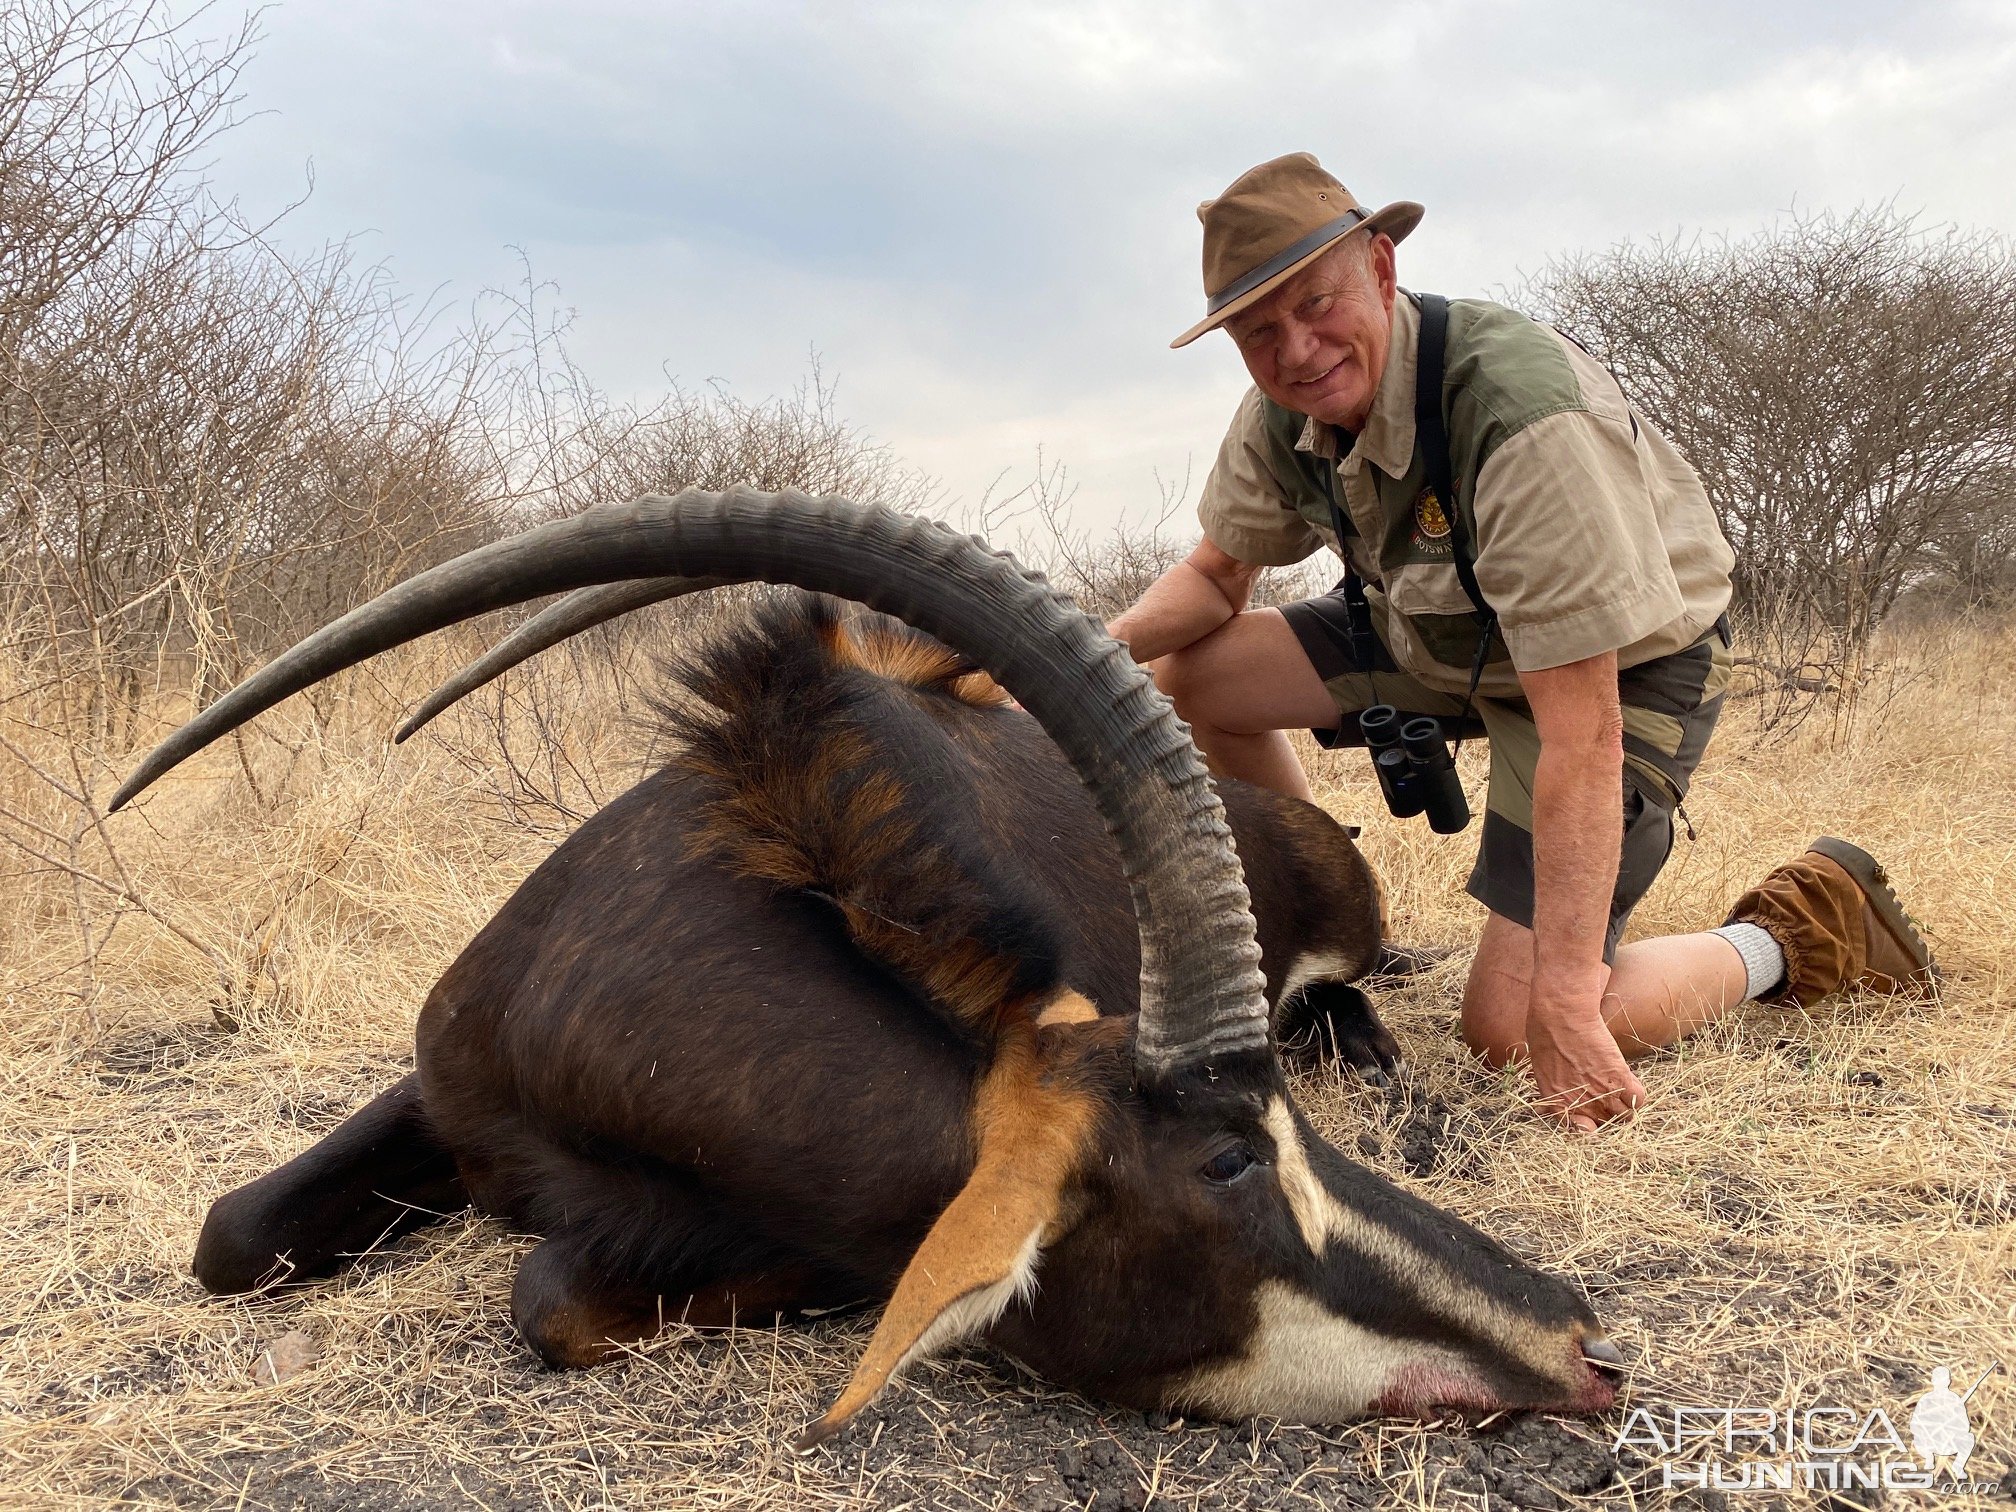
[{"xmin": 1169, "ymin": 200, "xmax": 1424, "ymax": 349}]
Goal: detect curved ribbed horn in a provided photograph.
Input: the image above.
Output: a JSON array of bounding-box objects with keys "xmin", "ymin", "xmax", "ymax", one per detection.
[
  {"xmin": 394, "ymin": 577, "xmax": 717, "ymax": 743},
  {"xmin": 111, "ymin": 490, "xmax": 1270, "ymax": 1085}
]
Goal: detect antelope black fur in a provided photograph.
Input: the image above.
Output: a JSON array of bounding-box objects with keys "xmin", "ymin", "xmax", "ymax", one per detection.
[
  {"xmin": 141, "ymin": 490, "xmax": 1619, "ymax": 1440},
  {"xmin": 194, "ymin": 595, "xmax": 1392, "ymax": 1326}
]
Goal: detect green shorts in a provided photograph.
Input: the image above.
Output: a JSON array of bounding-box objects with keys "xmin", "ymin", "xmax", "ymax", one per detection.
[{"xmin": 1280, "ymin": 587, "xmax": 1733, "ymax": 961}]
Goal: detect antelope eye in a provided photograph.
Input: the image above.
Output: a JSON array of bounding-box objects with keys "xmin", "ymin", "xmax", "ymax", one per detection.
[{"xmin": 1201, "ymin": 1142, "xmax": 1258, "ymax": 1185}]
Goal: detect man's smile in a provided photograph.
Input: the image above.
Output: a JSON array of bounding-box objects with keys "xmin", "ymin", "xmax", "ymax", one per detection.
[
  {"xmin": 1286, "ymin": 354, "xmax": 1361, "ymax": 419},
  {"xmin": 1290, "ymin": 356, "xmax": 1354, "ymax": 397}
]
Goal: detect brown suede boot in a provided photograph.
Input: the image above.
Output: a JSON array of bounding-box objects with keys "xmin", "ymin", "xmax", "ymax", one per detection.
[{"xmin": 1722, "ymin": 837, "xmax": 1937, "ymax": 1007}]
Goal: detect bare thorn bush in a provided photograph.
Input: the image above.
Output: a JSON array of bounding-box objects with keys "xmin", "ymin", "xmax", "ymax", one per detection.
[
  {"xmin": 0, "ymin": 0, "xmax": 940, "ymax": 1032},
  {"xmin": 1517, "ymin": 205, "xmax": 2016, "ymax": 732}
]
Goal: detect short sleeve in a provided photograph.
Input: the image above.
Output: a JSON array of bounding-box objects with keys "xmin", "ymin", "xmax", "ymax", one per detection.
[
  {"xmin": 1471, "ymin": 409, "xmax": 1687, "ymax": 670},
  {"xmin": 1196, "ymin": 388, "xmax": 1323, "ymax": 567}
]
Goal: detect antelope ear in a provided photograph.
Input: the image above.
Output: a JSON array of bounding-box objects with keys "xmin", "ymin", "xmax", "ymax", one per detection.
[{"xmin": 795, "ymin": 1019, "xmax": 1101, "ymax": 1449}]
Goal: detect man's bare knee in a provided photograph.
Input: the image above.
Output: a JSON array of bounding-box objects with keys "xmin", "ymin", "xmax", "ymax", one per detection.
[
  {"xmin": 1466, "ymin": 1031, "xmax": 1524, "ymax": 1071},
  {"xmin": 1145, "ymin": 610, "xmax": 1340, "ymax": 752},
  {"xmin": 1462, "ymin": 916, "xmax": 1535, "ymax": 1068},
  {"xmin": 1153, "ymin": 643, "xmax": 1240, "ymax": 735},
  {"xmin": 1461, "ymin": 990, "xmax": 1524, "ymax": 1068},
  {"xmin": 1151, "ymin": 643, "xmax": 1206, "ymax": 714}
]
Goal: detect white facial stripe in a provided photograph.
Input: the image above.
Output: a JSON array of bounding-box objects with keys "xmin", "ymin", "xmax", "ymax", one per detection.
[
  {"xmin": 888, "ymin": 1225, "xmax": 1044, "ymax": 1385},
  {"xmin": 1175, "ymin": 1281, "xmax": 1448, "ymax": 1421},
  {"xmin": 1266, "ymin": 1096, "xmax": 1342, "ymax": 1254},
  {"xmin": 1260, "ymin": 1098, "xmax": 1564, "ymax": 1380}
]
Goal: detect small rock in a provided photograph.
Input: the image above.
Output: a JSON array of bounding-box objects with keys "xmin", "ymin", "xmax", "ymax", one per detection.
[{"xmin": 251, "ymin": 1329, "xmax": 317, "ymax": 1386}]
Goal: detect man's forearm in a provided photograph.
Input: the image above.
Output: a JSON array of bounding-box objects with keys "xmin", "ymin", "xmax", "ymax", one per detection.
[
  {"xmin": 1513, "ymin": 652, "xmax": 1644, "ymax": 1126},
  {"xmin": 1107, "ymin": 554, "xmax": 1254, "ymax": 663},
  {"xmin": 1528, "ymin": 742, "xmax": 1623, "ymax": 1020}
]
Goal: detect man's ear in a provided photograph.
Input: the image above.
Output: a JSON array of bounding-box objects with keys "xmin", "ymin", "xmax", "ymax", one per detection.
[
  {"xmin": 1370, "ymin": 230, "xmax": 1398, "ymax": 308},
  {"xmin": 795, "ymin": 1020, "xmax": 1102, "ymax": 1449}
]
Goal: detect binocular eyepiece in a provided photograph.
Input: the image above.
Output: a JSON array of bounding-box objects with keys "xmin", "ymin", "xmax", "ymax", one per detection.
[{"xmin": 1359, "ymin": 704, "xmax": 1471, "ymax": 834}]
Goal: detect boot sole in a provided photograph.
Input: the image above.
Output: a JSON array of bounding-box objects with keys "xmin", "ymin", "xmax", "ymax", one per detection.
[{"xmin": 1807, "ymin": 836, "xmax": 1940, "ymax": 990}]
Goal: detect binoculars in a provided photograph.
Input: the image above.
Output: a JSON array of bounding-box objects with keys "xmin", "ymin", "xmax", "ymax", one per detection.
[{"xmin": 1359, "ymin": 704, "xmax": 1471, "ymax": 834}]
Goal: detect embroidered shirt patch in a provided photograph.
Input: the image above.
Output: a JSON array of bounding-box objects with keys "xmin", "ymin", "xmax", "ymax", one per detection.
[{"xmin": 1413, "ymin": 488, "xmax": 1453, "ymax": 544}]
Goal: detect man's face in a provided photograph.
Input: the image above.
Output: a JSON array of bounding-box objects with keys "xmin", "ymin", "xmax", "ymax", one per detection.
[{"xmin": 1224, "ymin": 234, "xmax": 1398, "ymax": 430}]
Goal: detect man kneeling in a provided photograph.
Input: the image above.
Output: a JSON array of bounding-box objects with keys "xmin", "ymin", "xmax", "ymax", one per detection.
[{"xmin": 1112, "ymin": 152, "xmax": 1936, "ymax": 1129}]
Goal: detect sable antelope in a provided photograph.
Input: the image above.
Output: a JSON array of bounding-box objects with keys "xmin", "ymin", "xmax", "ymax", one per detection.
[{"xmin": 114, "ymin": 490, "xmax": 1623, "ymax": 1443}]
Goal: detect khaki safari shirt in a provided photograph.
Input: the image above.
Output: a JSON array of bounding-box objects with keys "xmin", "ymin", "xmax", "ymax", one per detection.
[{"xmin": 1198, "ymin": 293, "xmax": 1735, "ymax": 700}]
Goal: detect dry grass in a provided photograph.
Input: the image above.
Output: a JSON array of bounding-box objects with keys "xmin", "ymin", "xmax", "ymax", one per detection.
[{"xmin": 1, "ymin": 612, "xmax": 2012, "ymax": 1509}]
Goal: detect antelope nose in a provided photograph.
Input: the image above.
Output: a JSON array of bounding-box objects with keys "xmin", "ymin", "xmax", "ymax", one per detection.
[{"xmin": 1581, "ymin": 1334, "xmax": 1627, "ymax": 1372}]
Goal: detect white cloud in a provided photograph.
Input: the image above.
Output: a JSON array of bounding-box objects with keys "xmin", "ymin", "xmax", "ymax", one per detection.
[{"xmin": 201, "ymin": 0, "xmax": 2016, "ymax": 533}]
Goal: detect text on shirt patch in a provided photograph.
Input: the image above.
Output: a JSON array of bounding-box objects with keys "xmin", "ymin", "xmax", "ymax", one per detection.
[{"xmin": 1412, "ymin": 488, "xmax": 1454, "ymax": 553}]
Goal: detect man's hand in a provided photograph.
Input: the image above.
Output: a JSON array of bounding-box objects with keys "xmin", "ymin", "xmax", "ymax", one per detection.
[
  {"xmin": 1525, "ymin": 1002, "xmax": 1645, "ymax": 1132},
  {"xmin": 1520, "ymin": 651, "xmax": 1637, "ymax": 1131}
]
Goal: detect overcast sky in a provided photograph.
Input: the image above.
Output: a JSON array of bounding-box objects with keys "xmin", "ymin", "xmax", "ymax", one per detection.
[{"xmin": 204, "ymin": 0, "xmax": 2016, "ymax": 532}]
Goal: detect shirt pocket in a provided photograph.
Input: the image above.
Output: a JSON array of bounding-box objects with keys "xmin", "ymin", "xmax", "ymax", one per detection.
[
  {"xmin": 1385, "ymin": 560, "xmax": 1477, "ymax": 616},
  {"xmin": 1385, "ymin": 562, "xmax": 1511, "ymax": 673}
]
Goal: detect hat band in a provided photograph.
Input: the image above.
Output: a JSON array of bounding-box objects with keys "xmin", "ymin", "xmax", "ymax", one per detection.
[{"xmin": 1205, "ymin": 207, "xmax": 1369, "ymax": 316}]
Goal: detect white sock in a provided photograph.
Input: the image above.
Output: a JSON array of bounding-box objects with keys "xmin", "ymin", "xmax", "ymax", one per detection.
[{"xmin": 1710, "ymin": 921, "xmax": 1787, "ymax": 1002}]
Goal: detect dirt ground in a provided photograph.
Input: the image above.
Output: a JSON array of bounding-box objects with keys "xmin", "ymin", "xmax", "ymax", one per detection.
[{"xmin": 3, "ymin": 615, "xmax": 2012, "ymax": 1509}]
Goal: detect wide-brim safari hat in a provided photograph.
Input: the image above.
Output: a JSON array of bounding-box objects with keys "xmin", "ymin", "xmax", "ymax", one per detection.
[{"xmin": 1171, "ymin": 152, "xmax": 1423, "ymax": 348}]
